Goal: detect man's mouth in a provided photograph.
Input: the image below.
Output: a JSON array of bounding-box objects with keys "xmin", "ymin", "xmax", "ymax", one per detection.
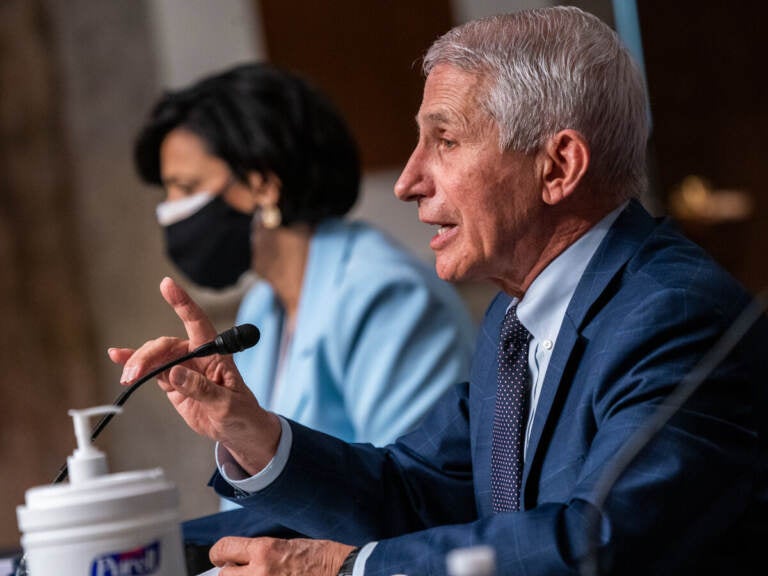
[{"xmin": 428, "ymin": 222, "xmax": 457, "ymax": 250}]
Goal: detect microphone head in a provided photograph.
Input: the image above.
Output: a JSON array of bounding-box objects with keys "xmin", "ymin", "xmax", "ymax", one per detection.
[{"xmin": 215, "ymin": 323, "xmax": 261, "ymax": 354}]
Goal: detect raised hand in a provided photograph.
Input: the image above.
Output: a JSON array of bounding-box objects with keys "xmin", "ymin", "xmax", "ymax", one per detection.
[{"xmin": 107, "ymin": 276, "xmax": 281, "ymax": 474}]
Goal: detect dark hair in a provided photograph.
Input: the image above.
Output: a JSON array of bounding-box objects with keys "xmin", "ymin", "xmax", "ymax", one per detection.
[{"xmin": 134, "ymin": 62, "xmax": 360, "ymax": 225}]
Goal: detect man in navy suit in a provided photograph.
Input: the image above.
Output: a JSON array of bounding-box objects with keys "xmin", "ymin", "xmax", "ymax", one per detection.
[{"xmin": 112, "ymin": 6, "xmax": 768, "ymax": 575}]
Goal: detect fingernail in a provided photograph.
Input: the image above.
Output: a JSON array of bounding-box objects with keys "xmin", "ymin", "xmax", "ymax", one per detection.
[
  {"xmin": 121, "ymin": 365, "xmax": 138, "ymax": 384},
  {"xmin": 172, "ymin": 365, "xmax": 187, "ymax": 387}
]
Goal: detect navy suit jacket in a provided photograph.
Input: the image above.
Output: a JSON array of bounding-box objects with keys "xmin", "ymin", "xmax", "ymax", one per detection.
[{"xmin": 209, "ymin": 200, "xmax": 768, "ymax": 575}]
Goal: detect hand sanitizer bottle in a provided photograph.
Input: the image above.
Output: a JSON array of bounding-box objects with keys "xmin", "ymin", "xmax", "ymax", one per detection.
[{"xmin": 16, "ymin": 405, "xmax": 187, "ymax": 576}]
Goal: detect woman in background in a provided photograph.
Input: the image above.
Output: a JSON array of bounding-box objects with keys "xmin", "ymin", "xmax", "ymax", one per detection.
[{"xmin": 133, "ymin": 63, "xmax": 476, "ymax": 512}]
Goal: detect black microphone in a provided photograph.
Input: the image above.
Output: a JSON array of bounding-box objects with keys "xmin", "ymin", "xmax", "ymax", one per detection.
[
  {"xmin": 52, "ymin": 323, "xmax": 260, "ymax": 484},
  {"xmin": 187, "ymin": 323, "xmax": 261, "ymax": 357}
]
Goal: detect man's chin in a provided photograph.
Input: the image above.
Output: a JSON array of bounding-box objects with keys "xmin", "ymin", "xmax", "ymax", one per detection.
[{"xmin": 434, "ymin": 259, "xmax": 470, "ymax": 284}]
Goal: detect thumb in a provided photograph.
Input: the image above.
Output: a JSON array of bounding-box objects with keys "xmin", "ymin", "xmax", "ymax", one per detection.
[{"xmin": 168, "ymin": 364, "xmax": 221, "ymax": 401}]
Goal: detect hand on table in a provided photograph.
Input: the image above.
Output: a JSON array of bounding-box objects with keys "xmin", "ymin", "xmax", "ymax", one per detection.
[{"xmin": 210, "ymin": 537, "xmax": 355, "ymax": 576}]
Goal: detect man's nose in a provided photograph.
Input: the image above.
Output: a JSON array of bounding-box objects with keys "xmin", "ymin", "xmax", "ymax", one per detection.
[{"xmin": 394, "ymin": 147, "xmax": 428, "ymax": 202}]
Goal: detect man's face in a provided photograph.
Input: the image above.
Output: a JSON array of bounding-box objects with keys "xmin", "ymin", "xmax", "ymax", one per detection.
[{"xmin": 395, "ymin": 64, "xmax": 543, "ymax": 288}]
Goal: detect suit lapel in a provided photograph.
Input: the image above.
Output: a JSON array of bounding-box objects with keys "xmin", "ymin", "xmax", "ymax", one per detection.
[
  {"xmin": 521, "ymin": 200, "xmax": 659, "ymax": 502},
  {"xmin": 234, "ymin": 285, "xmax": 283, "ymax": 407},
  {"xmin": 272, "ymin": 219, "xmax": 350, "ymax": 414}
]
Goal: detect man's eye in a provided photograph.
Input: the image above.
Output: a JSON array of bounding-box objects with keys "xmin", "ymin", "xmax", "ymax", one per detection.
[{"xmin": 439, "ymin": 138, "xmax": 456, "ymax": 149}]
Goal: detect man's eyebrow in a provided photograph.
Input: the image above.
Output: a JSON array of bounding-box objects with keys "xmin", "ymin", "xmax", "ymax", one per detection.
[
  {"xmin": 421, "ymin": 111, "xmax": 451, "ymax": 125},
  {"xmin": 414, "ymin": 111, "xmax": 453, "ymax": 136}
]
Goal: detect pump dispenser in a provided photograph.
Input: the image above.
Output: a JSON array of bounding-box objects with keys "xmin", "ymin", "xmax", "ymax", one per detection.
[
  {"xmin": 66, "ymin": 406, "xmax": 119, "ymax": 484},
  {"xmin": 16, "ymin": 404, "xmax": 186, "ymax": 576}
]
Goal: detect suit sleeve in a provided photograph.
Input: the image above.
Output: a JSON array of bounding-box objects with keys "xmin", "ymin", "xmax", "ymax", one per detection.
[{"xmin": 210, "ymin": 381, "xmax": 479, "ymax": 543}]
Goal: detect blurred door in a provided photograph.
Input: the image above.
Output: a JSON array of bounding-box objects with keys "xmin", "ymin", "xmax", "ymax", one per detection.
[
  {"xmin": 256, "ymin": 0, "xmax": 454, "ymax": 170},
  {"xmin": 637, "ymin": 0, "xmax": 768, "ymax": 292}
]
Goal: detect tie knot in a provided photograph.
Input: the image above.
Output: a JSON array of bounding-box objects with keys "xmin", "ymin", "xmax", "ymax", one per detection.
[{"xmin": 500, "ymin": 305, "xmax": 530, "ymax": 347}]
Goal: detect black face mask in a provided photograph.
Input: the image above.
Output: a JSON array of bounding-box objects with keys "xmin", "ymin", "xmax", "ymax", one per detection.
[{"xmin": 162, "ymin": 195, "xmax": 252, "ymax": 289}]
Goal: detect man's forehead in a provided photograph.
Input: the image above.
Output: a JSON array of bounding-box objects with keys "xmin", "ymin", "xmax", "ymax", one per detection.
[
  {"xmin": 416, "ymin": 66, "xmax": 492, "ymax": 132},
  {"xmin": 425, "ymin": 64, "xmax": 476, "ymax": 92}
]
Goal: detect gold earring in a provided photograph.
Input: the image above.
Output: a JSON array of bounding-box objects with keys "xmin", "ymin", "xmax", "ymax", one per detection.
[{"xmin": 261, "ymin": 204, "xmax": 282, "ymax": 229}]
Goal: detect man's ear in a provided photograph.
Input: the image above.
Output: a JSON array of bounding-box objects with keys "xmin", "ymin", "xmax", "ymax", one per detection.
[
  {"xmin": 540, "ymin": 129, "xmax": 590, "ymax": 206},
  {"xmin": 247, "ymin": 171, "xmax": 282, "ymax": 208}
]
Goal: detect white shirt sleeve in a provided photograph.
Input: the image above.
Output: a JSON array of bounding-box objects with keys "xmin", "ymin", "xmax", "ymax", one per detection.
[
  {"xmin": 214, "ymin": 415, "xmax": 293, "ymax": 492},
  {"xmin": 214, "ymin": 416, "xmax": 378, "ymax": 574},
  {"xmin": 354, "ymin": 542, "xmax": 378, "ymax": 576}
]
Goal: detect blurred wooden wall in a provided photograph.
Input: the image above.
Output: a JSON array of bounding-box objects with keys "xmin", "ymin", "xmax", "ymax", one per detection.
[
  {"xmin": 258, "ymin": 0, "xmax": 454, "ymax": 170},
  {"xmin": 0, "ymin": 0, "xmax": 100, "ymax": 549},
  {"xmin": 638, "ymin": 1, "xmax": 768, "ymax": 293}
]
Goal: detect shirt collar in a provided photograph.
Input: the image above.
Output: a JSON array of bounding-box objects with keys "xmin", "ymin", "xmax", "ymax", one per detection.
[{"xmin": 516, "ymin": 202, "xmax": 627, "ymax": 342}]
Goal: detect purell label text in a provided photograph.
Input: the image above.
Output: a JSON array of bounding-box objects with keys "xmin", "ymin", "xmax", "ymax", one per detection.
[{"xmin": 90, "ymin": 541, "xmax": 161, "ymax": 576}]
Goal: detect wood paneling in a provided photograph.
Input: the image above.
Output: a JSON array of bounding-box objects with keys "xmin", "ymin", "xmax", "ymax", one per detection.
[
  {"xmin": 637, "ymin": 1, "xmax": 768, "ymax": 291},
  {"xmin": 257, "ymin": 0, "xmax": 454, "ymax": 169},
  {"xmin": 0, "ymin": 0, "xmax": 100, "ymax": 548}
]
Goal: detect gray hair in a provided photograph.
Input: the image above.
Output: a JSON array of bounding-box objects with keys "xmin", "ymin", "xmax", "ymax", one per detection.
[{"xmin": 423, "ymin": 6, "xmax": 649, "ymax": 200}]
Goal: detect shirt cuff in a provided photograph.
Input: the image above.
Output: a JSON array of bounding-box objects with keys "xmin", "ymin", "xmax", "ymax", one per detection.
[
  {"xmin": 214, "ymin": 415, "xmax": 293, "ymax": 493},
  {"xmin": 353, "ymin": 542, "xmax": 377, "ymax": 576}
]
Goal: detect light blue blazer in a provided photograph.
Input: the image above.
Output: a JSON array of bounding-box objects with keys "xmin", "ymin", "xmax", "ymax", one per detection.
[{"xmin": 233, "ymin": 218, "xmax": 476, "ymax": 446}]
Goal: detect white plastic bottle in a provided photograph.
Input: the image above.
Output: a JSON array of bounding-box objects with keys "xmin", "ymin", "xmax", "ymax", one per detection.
[
  {"xmin": 446, "ymin": 545, "xmax": 496, "ymax": 576},
  {"xmin": 16, "ymin": 405, "xmax": 187, "ymax": 576}
]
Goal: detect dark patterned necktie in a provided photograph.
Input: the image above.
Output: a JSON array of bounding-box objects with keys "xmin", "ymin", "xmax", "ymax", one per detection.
[{"xmin": 491, "ymin": 304, "xmax": 532, "ymax": 512}]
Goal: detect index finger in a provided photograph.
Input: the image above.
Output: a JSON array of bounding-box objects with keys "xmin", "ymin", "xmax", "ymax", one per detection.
[{"xmin": 159, "ymin": 276, "xmax": 218, "ymax": 347}]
